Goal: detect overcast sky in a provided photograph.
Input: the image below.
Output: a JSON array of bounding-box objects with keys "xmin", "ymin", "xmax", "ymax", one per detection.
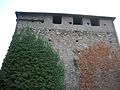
[{"xmin": 0, "ymin": 0, "xmax": 120, "ymax": 68}]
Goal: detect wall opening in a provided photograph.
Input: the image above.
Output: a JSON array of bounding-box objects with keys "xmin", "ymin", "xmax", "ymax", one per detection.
[
  {"xmin": 87, "ymin": 22, "xmax": 90, "ymax": 25},
  {"xmin": 31, "ymin": 19, "xmax": 34, "ymax": 22},
  {"xmin": 53, "ymin": 16, "xmax": 62, "ymax": 24},
  {"xmin": 73, "ymin": 16, "xmax": 83, "ymax": 25},
  {"xmin": 48, "ymin": 39, "xmax": 51, "ymax": 41},
  {"xmin": 49, "ymin": 29, "xmax": 52, "ymax": 31},
  {"xmin": 41, "ymin": 20, "xmax": 44, "ymax": 23},
  {"xmin": 76, "ymin": 40, "xmax": 79, "ymax": 42},
  {"xmin": 90, "ymin": 18, "xmax": 100, "ymax": 26},
  {"xmin": 69, "ymin": 22, "xmax": 72, "ymax": 24},
  {"xmin": 104, "ymin": 24, "xmax": 106, "ymax": 26}
]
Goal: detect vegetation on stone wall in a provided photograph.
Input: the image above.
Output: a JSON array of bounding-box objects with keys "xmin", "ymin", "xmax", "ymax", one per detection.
[
  {"xmin": 0, "ymin": 27, "xmax": 64, "ymax": 90},
  {"xmin": 75, "ymin": 41, "xmax": 120, "ymax": 90}
]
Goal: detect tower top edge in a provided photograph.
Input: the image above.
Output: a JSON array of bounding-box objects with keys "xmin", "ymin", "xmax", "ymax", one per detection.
[{"xmin": 15, "ymin": 11, "xmax": 116, "ymax": 21}]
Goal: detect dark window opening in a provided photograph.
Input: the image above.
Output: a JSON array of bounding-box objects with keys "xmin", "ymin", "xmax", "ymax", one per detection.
[
  {"xmin": 73, "ymin": 16, "xmax": 83, "ymax": 25},
  {"xmin": 53, "ymin": 16, "xmax": 62, "ymax": 24},
  {"xmin": 90, "ymin": 18, "xmax": 100, "ymax": 26},
  {"xmin": 69, "ymin": 22, "xmax": 72, "ymax": 24}
]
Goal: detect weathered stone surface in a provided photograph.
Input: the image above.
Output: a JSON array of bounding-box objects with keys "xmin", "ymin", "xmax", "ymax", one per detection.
[{"xmin": 15, "ymin": 12, "xmax": 119, "ymax": 90}]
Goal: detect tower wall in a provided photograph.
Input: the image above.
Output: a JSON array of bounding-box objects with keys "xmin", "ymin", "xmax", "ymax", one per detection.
[{"xmin": 16, "ymin": 12, "xmax": 119, "ymax": 90}]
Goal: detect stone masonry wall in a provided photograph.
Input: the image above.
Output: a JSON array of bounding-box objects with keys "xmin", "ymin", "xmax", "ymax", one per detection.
[{"xmin": 16, "ymin": 14, "xmax": 119, "ymax": 90}]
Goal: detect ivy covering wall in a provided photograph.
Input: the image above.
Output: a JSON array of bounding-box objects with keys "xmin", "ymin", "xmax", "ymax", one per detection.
[{"xmin": 0, "ymin": 27, "xmax": 64, "ymax": 90}]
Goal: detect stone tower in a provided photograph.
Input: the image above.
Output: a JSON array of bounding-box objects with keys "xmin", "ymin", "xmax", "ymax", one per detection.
[{"xmin": 15, "ymin": 11, "xmax": 119, "ymax": 90}]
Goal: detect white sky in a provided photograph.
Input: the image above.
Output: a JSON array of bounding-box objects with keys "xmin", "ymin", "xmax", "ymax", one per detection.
[{"xmin": 0, "ymin": 0, "xmax": 120, "ymax": 68}]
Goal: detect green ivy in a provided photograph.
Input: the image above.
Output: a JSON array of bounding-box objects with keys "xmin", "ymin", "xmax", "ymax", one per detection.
[{"xmin": 0, "ymin": 27, "xmax": 64, "ymax": 90}]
